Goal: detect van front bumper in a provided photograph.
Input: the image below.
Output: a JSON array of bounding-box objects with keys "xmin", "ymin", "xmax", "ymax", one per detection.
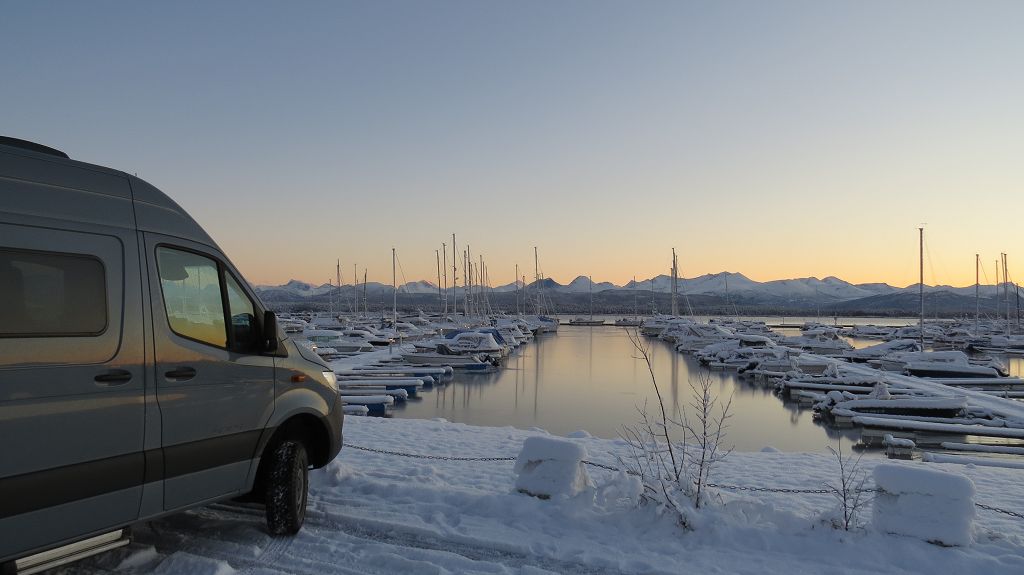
[{"xmin": 321, "ymin": 393, "xmax": 344, "ymax": 465}]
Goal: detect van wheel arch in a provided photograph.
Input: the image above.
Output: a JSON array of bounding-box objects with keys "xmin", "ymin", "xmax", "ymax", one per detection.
[
  {"xmin": 264, "ymin": 413, "xmax": 332, "ymax": 467},
  {"xmin": 249, "ymin": 414, "xmax": 331, "ymax": 500}
]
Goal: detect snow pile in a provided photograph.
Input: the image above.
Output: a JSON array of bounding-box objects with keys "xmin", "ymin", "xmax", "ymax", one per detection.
[
  {"xmin": 71, "ymin": 417, "xmax": 1024, "ymax": 575},
  {"xmin": 882, "ymin": 434, "xmax": 915, "ymax": 448},
  {"xmin": 513, "ymin": 436, "xmax": 592, "ymax": 499},
  {"xmin": 873, "ymin": 463, "xmax": 976, "ymax": 546},
  {"xmin": 868, "ymin": 381, "xmax": 891, "ymax": 399}
]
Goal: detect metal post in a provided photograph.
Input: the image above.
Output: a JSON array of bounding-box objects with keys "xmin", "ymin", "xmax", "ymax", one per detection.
[{"xmin": 919, "ymin": 227, "xmax": 924, "ymax": 349}]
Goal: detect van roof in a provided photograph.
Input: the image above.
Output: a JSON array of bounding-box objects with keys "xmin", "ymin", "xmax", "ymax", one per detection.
[
  {"xmin": 0, "ymin": 137, "xmax": 219, "ymax": 250},
  {"xmin": 0, "ymin": 136, "xmax": 69, "ymax": 159}
]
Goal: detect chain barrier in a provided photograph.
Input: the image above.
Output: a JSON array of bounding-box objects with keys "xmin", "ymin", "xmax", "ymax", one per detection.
[
  {"xmin": 581, "ymin": 460, "xmax": 622, "ymax": 473},
  {"xmin": 975, "ymin": 502, "xmax": 1024, "ymax": 520},
  {"xmin": 707, "ymin": 483, "xmax": 881, "ymax": 495},
  {"xmin": 706, "ymin": 483, "xmax": 832, "ymax": 495},
  {"xmin": 343, "ymin": 443, "xmax": 515, "ymax": 462},
  {"xmin": 343, "ymin": 443, "xmax": 1021, "ymax": 519}
]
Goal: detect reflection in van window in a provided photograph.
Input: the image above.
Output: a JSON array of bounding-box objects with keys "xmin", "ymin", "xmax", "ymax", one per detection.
[
  {"xmin": 156, "ymin": 247, "xmax": 226, "ymax": 348},
  {"xmin": 0, "ymin": 249, "xmax": 107, "ymax": 337},
  {"xmin": 225, "ymin": 272, "xmax": 256, "ymax": 352}
]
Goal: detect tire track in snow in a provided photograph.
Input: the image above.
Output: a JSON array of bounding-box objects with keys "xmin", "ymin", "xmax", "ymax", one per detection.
[
  {"xmin": 57, "ymin": 499, "xmax": 640, "ymax": 575},
  {"xmin": 303, "ymin": 497, "xmax": 640, "ymax": 575}
]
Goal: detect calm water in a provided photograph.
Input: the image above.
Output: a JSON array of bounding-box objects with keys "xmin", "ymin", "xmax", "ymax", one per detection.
[{"xmin": 393, "ymin": 325, "xmax": 868, "ymax": 452}]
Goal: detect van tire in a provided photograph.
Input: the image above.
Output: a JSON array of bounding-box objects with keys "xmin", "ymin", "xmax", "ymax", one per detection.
[{"xmin": 265, "ymin": 440, "xmax": 309, "ymax": 536}]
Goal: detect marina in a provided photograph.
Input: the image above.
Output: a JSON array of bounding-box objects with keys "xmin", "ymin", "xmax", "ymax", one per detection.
[
  {"xmin": 7, "ymin": 4, "xmax": 1024, "ymax": 573},
  {"xmin": 282, "ymin": 308, "xmax": 1024, "ymax": 460}
]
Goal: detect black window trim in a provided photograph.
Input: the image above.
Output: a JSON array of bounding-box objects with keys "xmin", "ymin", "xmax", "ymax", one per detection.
[
  {"xmin": 154, "ymin": 243, "xmax": 263, "ymax": 354},
  {"xmin": 222, "ymin": 268, "xmax": 260, "ymax": 354},
  {"xmin": 0, "ymin": 246, "xmax": 109, "ymax": 339}
]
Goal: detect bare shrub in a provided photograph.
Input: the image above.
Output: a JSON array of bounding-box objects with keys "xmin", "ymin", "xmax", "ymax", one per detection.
[
  {"xmin": 619, "ymin": 329, "xmax": 733, "ymax": 527},
  {"xmin": 684, "ymin": 368, "xmax": 733, "ymax": 507},
  {"xmin": 823, "ymin": 438, "xmax": 870, "ymax": 531}
]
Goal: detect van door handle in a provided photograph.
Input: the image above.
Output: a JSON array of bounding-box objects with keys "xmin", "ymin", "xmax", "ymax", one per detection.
[
  {"xmin": 94, "ymin": 370, "xmax": 133, "ymax": 385},
  {"xmin": 164, "ymin": 367, "xmax": 197, "ymax": 381}
]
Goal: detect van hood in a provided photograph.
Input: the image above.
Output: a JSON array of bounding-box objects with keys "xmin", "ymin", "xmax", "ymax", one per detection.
[{"xmin": 292, "ymin": 339, "xmax": 331, "ymax": 370}]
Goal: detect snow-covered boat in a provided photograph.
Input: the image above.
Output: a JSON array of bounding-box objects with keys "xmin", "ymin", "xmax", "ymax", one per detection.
[
  {"xmin": 401, "ymin": 348, "xmax": 496, "ymax": 367},
  {"xmin": 840, "ymin": 339, "xmax": 920, "ymax": 363},
  {"xmin": 670, "ymin": 323, "xmax": 735, "ymax": 352},
  {"xmin": 639, "ymin": 315, "xmax": 673, "ymax": 337},
  {"xmin": 838, "ymin": 324, "xmax": 895, "ymax": 340},
  {"xmin": 871, "ymin": 350, "xmax": 1008, "ymax": 378},
  {"xmin": 568, "ymin": 317, "xmax": 605, "ymax": 326},
  {"xmin": 777, "ymin": 327, "xmax": 853, "ymax": 355},
  {"xmin": 302, "ymin": 329, "xmax": 375, "ymax": 353}
]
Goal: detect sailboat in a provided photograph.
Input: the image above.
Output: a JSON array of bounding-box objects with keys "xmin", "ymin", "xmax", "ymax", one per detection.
[{"xmin": 569, "ymin": 275, "xmax": 605, "ymax": 326}]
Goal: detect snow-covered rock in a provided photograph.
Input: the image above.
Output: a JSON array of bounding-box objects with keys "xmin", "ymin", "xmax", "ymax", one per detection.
[
  {"xmin": 872, "ymin": 463, "xmax": 975, "ymax": 546},
  {"xmin": 514, "ymin": 436, "xmax": 593, "ymax": 499}
]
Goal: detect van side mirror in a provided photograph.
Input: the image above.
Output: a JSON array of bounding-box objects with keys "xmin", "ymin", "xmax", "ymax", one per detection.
[{"xmin": 262, "ymin": 311, "xmax": 279, "ymax": 353}]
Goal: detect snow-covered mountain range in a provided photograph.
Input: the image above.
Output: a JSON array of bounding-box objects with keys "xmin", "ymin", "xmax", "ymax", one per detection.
[{"xmin": 255, "ymin": 272, "xmax": 1009, "ymax": 303}]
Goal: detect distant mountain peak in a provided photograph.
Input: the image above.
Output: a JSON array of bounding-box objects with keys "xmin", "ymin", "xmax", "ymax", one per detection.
[{"xmin": 254, "ymin": 272, "xmax": 1001, "ymax": 305}]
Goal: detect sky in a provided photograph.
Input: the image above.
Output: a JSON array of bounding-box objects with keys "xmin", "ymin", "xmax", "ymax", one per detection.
[{"xmin": 2, "ymin": 1, "xmax": 1022, "ymax": 289}]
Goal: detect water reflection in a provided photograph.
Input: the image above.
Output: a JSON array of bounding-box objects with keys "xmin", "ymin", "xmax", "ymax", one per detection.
[{"xmin": 393, "ymin": 326, "xmax": 863, "ymax": 452}]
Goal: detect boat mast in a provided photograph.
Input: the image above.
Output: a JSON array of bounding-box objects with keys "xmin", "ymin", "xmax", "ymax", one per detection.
[
  {"xmin": 589, "ymin": 275, "xmax": 594, "ymax": 320},
  {"xmin": 626, "ymin": 274, "xmax": 634, "ymax": 319},
  {"xmin": 725, "ymin": 272, "xmax": 733, "ymax": 320},
  {"xmin": 975, "ymin": 253, "xmax": 980, "ymax": 335},
  {"xmin": 336, "ymin": 259, "xmax": 341, "ymax": 317},
  {"xmin": 464, "ymin": 248, "xmax": 470, "ymax": 317},
  {"xmin": 442, "ymin": 243, "xmax": 448, "ymax": 316},
  {"xmin": 353, "ymin": 263, "xmax": 357, "ymax": 314},
  {"xmin": 996, "ymin": 260, "xmax": 1001, "ymax": 323},
  {"xmin": 918, "ymin": 227, "xmax": 924, "ymax": 349},
  {"xmin": 362, "ymin": 270, "xmax": 368, "ymax": 316},
  {"xmin": 650, "ymin": 277, "xmax": 655, "ymax": 315},
  {"xmin": 1003, "ymin": 253, "xmax": 1010, "ymax": 336},
  {"xmin": 390, "ymin": 249, "xmax": 398, "ymax": 354},
  {"xmin": 480, "ymin": 254, "xmax": 486, "ymax": 316},
  {"xmin": 436, "ymin": 249, "xmax": 443, "ymax": 314},
  {"xmin": 391, "ymin": 248, "xmax": 398, "ymax": 329},
  {"xmin": 671, "ymin": 248, "xmax": 678, "ymax": 317},
  {"xmin": 515, "ymin": 263, "xmax": 519, "ymax": 315},
  {"xmin": 534, "ymin": 246, "xmax": 541, "ymax": 315},
  {"xmin": 468, "ymin": 257, "xmax": 474, "ymax": 316},
  {"xmin": 451, "ymin": 234, "xmax": 458, "ymax": 318},
  {"xmin": 1017, "ymin": 282, "xmax": 1021, "ymax": 334},
  {"xmin": 522, "ymin": 275, "xmax": 527, "ymax": 315}
]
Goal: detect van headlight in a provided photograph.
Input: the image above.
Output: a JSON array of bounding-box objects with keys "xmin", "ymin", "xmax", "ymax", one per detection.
[{"xmin": 322, "ymin": 371, "xmax": 338, "ymax": 392}]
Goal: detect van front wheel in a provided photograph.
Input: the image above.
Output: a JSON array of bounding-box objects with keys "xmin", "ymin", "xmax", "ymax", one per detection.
[{"xmin": 265, "ymin": 440, "xmax": 309, "ymax": 535}]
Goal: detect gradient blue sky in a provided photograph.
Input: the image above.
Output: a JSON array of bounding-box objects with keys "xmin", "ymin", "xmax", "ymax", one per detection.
[{"xmin": 3, "ymin": 1, "xmax": 1022, "ymax": 288}]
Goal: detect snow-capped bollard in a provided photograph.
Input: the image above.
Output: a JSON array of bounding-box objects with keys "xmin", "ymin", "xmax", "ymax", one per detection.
[
  {"xmin": 513, "ymin": 436, "xmax": 592, "ymax": 500},
  {"xmin": 872, "ymin": 463, "xmax": 975, "ymax": 546}
]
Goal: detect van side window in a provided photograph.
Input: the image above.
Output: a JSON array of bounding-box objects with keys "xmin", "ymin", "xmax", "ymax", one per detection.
[
  {"xmin": 0, "ymin": 248, "xmax": 106, "ymax": 337},
  {"xmin": 156, "ymin": 247, "xmax": 227, "ymax": 348},
  {"xmin": 225, "ymin": 272, "xmax": 256, "ymax": 352}
]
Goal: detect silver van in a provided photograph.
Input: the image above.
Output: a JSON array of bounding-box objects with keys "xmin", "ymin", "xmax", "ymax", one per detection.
[{"xmin": 0, "ymin": 137, "xmax": 343, "ymax": 573}]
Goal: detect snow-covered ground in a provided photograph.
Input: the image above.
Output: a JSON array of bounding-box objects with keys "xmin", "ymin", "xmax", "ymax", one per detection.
[{"xmin": 64, "ymin": 418, "xmax": 1024, "ymax": 575}]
